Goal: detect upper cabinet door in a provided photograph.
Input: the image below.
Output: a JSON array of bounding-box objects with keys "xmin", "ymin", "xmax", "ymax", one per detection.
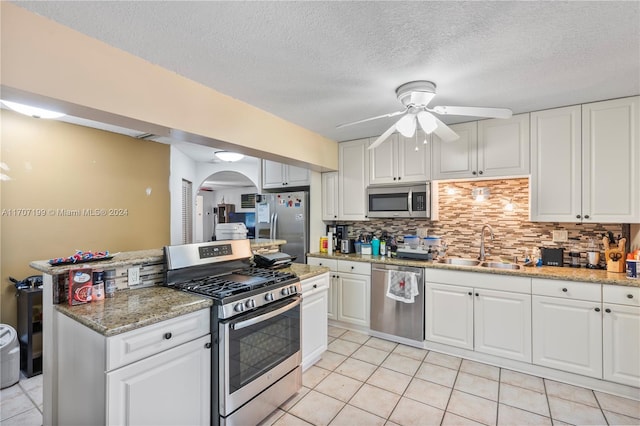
[
  {"xmin": 478, "ymin": 113, "xmax": 530, "ymax": 178},
  {"xmin": 582, "ymin": 96, "xmax": 640, "ymax": 223},
  {"xmin": 286, "ymin": 164, "xmax": 310, "ymax": 186},
  {"xmin": 321, "ymin": 172, "xmax": 339, "ymax": 221},
  {"xmin": 432, "ymin": 121, "xmax": 478, "ymax": 180},
  {"xmin": 398, "ymin": 130, "xmax": 431, "ymax": 182},
  {"xmin": 530, "ymin": 106, "xmax": 582, "ymax": 222},
  {"xmin": 339, "ymin": 138, "xmax": 369, "ymax": 220},
  {"xmin": 262, "ymin": 160, "xmax": 286, "ymax": 188},
  {"xmin": 369, "ymin": 134, "xmax": 397, "ymax": 185}
]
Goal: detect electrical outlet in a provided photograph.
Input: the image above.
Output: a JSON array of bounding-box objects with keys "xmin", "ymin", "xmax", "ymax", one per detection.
[
  {"xmin": 552, "ymin": 230, "xmax": 568, "ymax": 243},
  {"xmin": 128, "ymin": 266, "xmax": 141, "ymax": 286}
]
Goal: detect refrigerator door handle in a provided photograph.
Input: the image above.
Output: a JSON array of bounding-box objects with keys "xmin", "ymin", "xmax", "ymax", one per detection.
[
  {"xmin": 269, "ymin": 213, "xmax": 274, "ymax": 240},
  {"xmin": 273, "ymin": 213, "xmax": 278, "ymax": 240}
]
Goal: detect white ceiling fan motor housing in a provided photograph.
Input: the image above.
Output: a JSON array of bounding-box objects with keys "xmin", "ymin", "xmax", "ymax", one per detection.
[{"xmin": 396, "ymin": 81, "xmax": 437, "ymax": 107}]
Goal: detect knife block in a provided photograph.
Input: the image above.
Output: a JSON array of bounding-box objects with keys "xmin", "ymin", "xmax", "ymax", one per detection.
[{"xmin": 605, "ymin": 249, "xmax": 626, "ymax": 273}]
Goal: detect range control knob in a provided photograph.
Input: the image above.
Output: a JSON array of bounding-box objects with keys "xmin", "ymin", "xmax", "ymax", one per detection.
[
  {"xmin": 233, "ymin": 303, "xmax": 245, "ymax": 313},
  {"xmin": 281, "ymin": 287, "xmax": 290, "ymax": 296},
  {"xmin": 264, "ymin": 293, "xmax": 274, "ymax": 301},
  {"xmin": 245, "ymin": 299, "xmax": 256, "ymax": 309},
  {"xmin": 289, "ymin": 285, "xmax": 298, "ymax": 294}
]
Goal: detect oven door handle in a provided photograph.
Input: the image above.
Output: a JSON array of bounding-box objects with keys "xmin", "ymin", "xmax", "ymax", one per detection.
[{"xmin": 231, "ymin": 296, "xmax": 301, "ymax": 331}]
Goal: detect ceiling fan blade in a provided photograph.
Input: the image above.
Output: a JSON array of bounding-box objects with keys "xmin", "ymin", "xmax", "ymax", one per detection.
[
  {"xmin": 432, "ymin": 106, "xmax": 513, "ymax": 119},
  {"xmin": 431, "ymin": 114, "xmax": 460, "ymax": 142},
  {"xmin": 336, "ymin": 108, "xmax": 408, "ymax": 129},
  {"xmin": 367, "ymin": 123, "xmax": 397, "ymax": 150}
]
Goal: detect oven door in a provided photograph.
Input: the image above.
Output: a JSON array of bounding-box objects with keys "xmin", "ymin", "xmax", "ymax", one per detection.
[{"xmin": 219, "ymin": 295, "xmax": 302, "ymax": 417}]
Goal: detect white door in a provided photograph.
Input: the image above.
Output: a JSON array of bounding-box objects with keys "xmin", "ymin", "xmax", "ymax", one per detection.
[
  {"xmin": 338, "ymin": 139, "xmax": 369, "ymax": 220},
  {"xmin": 369, "ymin": 134, "xmax": 397, "ymax": 185},
  {"xmin": 106, "ymin": 335, "xmax": 211, "ymax": 426},
  {"xmin": 195, "ymin": 195, "xmax": 204, "ymax": 243},
  {"xmin": 582, "ymin": 96, "xmax": 640, "ymax": 223},
  {"xmin": 425, "ymin": 282, "xmax": 473, "ymax": 350},
  {"xmin": 603, "ymin": 303, "xmax": 640, "ymax": 387},
  {"xmin": 302, "ymin": 288, "xmax": 329, "ymax": 370},
  {"xmin": 398, "ymin": 130, "xmax": 430, "ymax": 182},
  {"xmin": 532, "ymin": 295, "xmax": 602, "ymax": 378},
  {"xmin": 286, "ymin": 164, "xmax": 310, "ymax": 186},
  {"xmin": 262, "ymin": 160, "xmax": 285, "ymax": 188},
  {"xmin": 336, "ymin": 273, "xmax": 370, "ymax": 327},
  {"xmin": 530, "ymin": 106, "xmax": 582, "ymax": 222},
  {"xmin": 478, "ymin": 113, "xmax": 530, "ymax": 178},
  {"xmin": 432, "ymin": 121, "xmax": 478, "ymax": 180},
  {"xmin": 474, "ymin": 289, "xmax": 531, "ymax": 362},
  {"xmin": 321, "ymin": 172, "xmax": 339, "ymax": 221}
]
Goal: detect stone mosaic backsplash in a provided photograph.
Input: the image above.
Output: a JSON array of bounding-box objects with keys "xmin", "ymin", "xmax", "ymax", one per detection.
[{"xmin": 341, "ymin": 178, "xmax": 624, "ymax": 265}]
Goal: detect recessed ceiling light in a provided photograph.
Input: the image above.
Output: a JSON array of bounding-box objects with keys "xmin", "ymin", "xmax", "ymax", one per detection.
[{"xmin": 1, "ymin": 100, "xmax": 66, "ymax": 119}]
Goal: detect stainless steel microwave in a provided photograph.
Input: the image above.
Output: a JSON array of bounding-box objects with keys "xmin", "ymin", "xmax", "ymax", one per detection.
[{"xmin": 367, "ymin": 183, "xmax": 433, "ymax": 218}]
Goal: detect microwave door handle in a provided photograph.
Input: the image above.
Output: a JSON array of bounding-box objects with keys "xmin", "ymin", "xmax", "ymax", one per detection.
[
  {"xmin": 408, "ymin": 190, "xmax": 413, "ymax": 215},
  {"xmin": 232, "ymin": 296, "xmax": 301, "ymax": 330}
]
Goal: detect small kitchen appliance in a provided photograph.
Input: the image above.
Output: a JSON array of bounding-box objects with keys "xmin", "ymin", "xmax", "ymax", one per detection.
[
  {"xmin": 541, "ymin": 247, "xmax": 564, "ymax": 267},
  {"xmin": 586, "ymin": 238, "xmax": 601, "ymax": 269},
  {"xmin": 366, "ymin": 183, "xmax": 435, "ymax": 219},
  {"xmin": 163, "ymin": 240, "xmax": 301, "ymax": 426},
  {"xmin": 340, "ymin": 239, "xmax": 355, "ymax": 253}
]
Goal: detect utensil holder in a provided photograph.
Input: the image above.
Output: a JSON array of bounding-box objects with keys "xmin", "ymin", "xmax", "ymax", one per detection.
[{"xmin": 605, "ymin": 249, "xmax": 626, "ymax": 273}]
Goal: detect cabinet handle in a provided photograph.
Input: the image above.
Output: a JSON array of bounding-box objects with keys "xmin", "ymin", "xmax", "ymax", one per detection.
[
  {"xmin": 584, "ymin": 215, "xmax": 590, "ymax": 219},
  {"xmin": 205, "ymin": 342, "xmax": 212, "ymax": 349},
  {"xmin": 313, "ymin": 284, "xmax": 318, "ymax": 289},
  {"xmin": 164, "ymin": 332, "xmax": 172, "ymax": 340},
  {"xmin": 478, "ymin": 171, "xmax": 483, "ymax": 175},
  {"xmin": 475, "ymin": 292, "xmax": 479, "ymax": 297},
  {"xmin": 605, "ymin": 308, "xmax": 611, "ymax": 313},
  {"xmin": 393, "ymin": 177, "xmax": 397, "ymax": 181},
  {"xmin": 472, "ymin": 171, "xmax": 477, "ymax": 175},
  {"xmin": 595, "ymin": 307, "xmax": 601, "ymax": 312},
  {"xmin": 627, "ymin": 294, "xmax": 634, "ymax": 299},
  {"xmin": 351, "ymin": 266, "xmax": 354, "ymax": 270},
  {"xmin": 468, "ymin": 292, "xmax": 472, "ymax": 296},
  {"xmin": 576, "ymin": 215, "xmax": 581, "ymax": 219},
  {"xmin": 562, "ymin": 288, "xmax": 568, "ymax": 292},
  {"xmin": 398, "ymin": 177, "xmax": 402, "ymax": 180}
]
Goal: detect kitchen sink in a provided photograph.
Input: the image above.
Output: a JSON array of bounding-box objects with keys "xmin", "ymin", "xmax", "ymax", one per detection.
[
  {"xmin": 481, "ymin": 262, "xmax": 522, "ymax": 270},
  {"xmin": 438, "ymin": 258, "xmax": 482, "ymax": 267}
]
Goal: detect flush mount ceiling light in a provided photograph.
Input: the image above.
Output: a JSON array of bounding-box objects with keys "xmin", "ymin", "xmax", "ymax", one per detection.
[
  {"xmin": 336, "ymin": 80, "xmax": 512, "ymax": 150},
  {"xmin": 214, "ymin": 151, "xmax": 244, "ymax": 162},
  {"xmin": 1, "ymin": 100, "xmax": 66, "ymax": 119}
]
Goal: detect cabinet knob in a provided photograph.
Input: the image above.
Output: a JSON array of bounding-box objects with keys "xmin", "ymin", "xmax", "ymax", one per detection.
[
  {"xmin": 164, "ymin": 332, "xmax": 172, "ymax": 340},
  {"xmin": 475, "ymin": 292, "xmax": 479, "ymax": 297},
  {"xmin": 351, "ymin": 266, "xmax": 354, "ymax": 270},
  {"xmin": 605, "ymin": 308, "xmax": 611, "ymax": 313},
  {"xmin": 472, "ymin": 171, "xmax": 477, "ymax": 175},
  {"xmin": 468, "ymin": 292, "xmax": 472, "ymax": 296},
  {"xmin": 393, "ymin": 177, "xmax": 397, "ymax": 181},
  {"xmin": 562, "ymin": 288, "xmax": 568, "ymax": 292},
  {"xmin": 627, "ymin": 294, "xmax": 634, "ymax": 299},
  {"xmin": 595, "ymin": 307, "xmax": 601, "ymax": 312},
  {"xmin": 313, "ymin": 284, "xmax": 318, "ymax": 289},
  {"xmin": 398, "ymin": 177, "xmax": 402, "ymax": 180},
  {"xmin": 576, "ymin": 215, "xmax": 581, "ymax": 219},
  {"xmin": 334, "ymin": 216, "xmax": 337, "ymax": 219},
  {"xmin": 584, "ymin": 215, "xmax": 590, "ymax": 219},
  {"xmin": 205, "ymin": 342, "xmax": 212, "ymax": 349},
  {"xmin": 478, "ymin": 171, "xmax": 483, "ymax": 175}
]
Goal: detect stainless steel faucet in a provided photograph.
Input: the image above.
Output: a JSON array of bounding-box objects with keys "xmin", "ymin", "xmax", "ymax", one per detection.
[{"xmin": 479, "ymin": 224, "xmax": 494, "ymax": 261}]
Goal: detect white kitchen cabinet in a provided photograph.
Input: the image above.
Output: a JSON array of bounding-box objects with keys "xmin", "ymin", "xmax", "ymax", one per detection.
[
  {"xmin": 369, "ymin": 131, "xmax": 430, "ymax": 185},
  {"xmin": 603, "ymin": 286, "xmax": 640, "ymax": 387},
  {"xmin": 56, "ymin": 309, "xmax": 211, "ymax": 426},
  {"xmin": 262, "ymin": 160, "xmax": 310, "ymax": 189},
  {"xmin": 321, "ymin": 172, "xmax": 339, "ymax": 221},
  {"xmin": 432, "ymin": 114, "xmax": 530, "ymax": 180},
  {"xmin": 301, "ymin": 273, "xmax": 329, "ymax": 371},
  {"xmin": 531, "ymin": 97, "xmax": 640, "ymax": 223},
  {"xmin": 425, "ymin": 269, "xmax": 531, "ymax": 362},
  {"xmin": 532, "ymin": 279, "xmax": 602, "ymax": 379},
  {"xmin": 306, "ymin": 257, "xmax": 370, "ymax": 327},
  {"xmin": 338, "ymin": 138, "xmax": 369, "ymax": 220}
]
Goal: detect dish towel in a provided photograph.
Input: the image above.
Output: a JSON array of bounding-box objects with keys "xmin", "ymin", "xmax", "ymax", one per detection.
[{"xmin": 386, "ymin": 270, "xmax": 419, "ymax": 303}]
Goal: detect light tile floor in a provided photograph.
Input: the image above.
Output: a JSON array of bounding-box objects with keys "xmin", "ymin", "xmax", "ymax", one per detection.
[
  {"xmin": 0, "ymin": 373, "xmax": 43, "ymax": 426},
  {"xmin": 262, "ymin": 326, "xmax": 640, "ymax": 426}
]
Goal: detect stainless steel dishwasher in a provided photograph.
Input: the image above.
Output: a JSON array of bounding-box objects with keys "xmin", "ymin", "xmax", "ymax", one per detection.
[{"xmin": 370, "ymin": 264, "xmax": 425, "ymax": 342}]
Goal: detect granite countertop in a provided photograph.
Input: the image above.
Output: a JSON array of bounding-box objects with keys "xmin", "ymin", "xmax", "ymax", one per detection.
[
  {"xmin": 251, "ymin": 239, "xmax": 287, "ymax": 248},
  {"xmin": 307, "ymin": 252, "xmax": 639, "ymax": 287},
  {"xmin": 285, "ymin": 263, "xmax": 330, "ymax": 280},
  {"xmin": 55, "ymin": 286, "xmax": 213, "ymax": 337},
  {"xmin": 30, "ymin": 249, "xmax": 164, "ymax": 275}
]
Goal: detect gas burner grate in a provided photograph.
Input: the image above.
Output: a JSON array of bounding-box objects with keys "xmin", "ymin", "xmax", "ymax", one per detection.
[{"xmin": 237, "ymin": 267, "xmax": 297, "ymax": 283}]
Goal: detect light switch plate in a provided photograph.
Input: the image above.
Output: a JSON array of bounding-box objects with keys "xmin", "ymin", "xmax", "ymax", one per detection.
[
  {"xmin": 128, "ymin": 266, "xmax": 141, "ymax": 286},
  {"xmin": 552, "ymin": 230, "xmax": 568, "ymax": 242}
]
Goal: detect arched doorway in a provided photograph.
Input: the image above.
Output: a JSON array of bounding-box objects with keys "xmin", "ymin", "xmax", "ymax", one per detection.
[{"xmin": 196, "ymin": 171, "xmax": 258, "ymax": 242}]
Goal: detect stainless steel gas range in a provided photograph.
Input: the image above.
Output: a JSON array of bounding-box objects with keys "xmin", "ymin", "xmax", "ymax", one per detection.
[{"xmin": 163, "ymin": 240, "xmax": 302, "ymax": 426}]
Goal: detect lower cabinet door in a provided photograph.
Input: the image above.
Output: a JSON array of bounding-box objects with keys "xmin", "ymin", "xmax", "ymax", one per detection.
[
  {"xmin": 425, "ymin": 283, "xmax": 473, "ymax": 350},
  {"xmin": 474, "ymin": 289, "xmax": 531, "ymax": 362},
  {"xmin": 603, "ymin": 303, "xmax": 640, "ymax": 387},
  {"xmin": 336, "ymin": 273, "xmax": 370, "ymax": 327},
  {"xmin": 532, "ymin": 296, "xmax": 602, "ymax": 378},
  {"xmin": 302, "ymin": 289, "xmax": 328, "ymax": 370},
  {"xmin": 107, "ymin": 335, "xmax": 211, "ymax": 426}
]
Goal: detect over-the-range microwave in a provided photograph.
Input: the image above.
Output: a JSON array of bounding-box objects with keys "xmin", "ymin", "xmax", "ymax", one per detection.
[{"xmin": 366, "ymin": 182, "xmax": 435, "ymax": 219}]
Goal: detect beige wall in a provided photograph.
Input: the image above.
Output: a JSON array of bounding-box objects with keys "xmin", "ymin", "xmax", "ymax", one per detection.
[
  {"xmin": 0, "ymin": 110, "xmax": 170, "ymax": 327},
  {"xmin": 0, "ymin": 3, "xmax": 338, "ymax": 172}
]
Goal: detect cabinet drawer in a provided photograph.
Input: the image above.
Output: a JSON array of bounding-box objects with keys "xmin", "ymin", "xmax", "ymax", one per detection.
[
  {"xmin": 302, "ymin": 273, "xmax": 330, "ymax": 296},
  {"xmin": 603, "ymin": 285, "xmax": 640, "ymax": 307},
  {"xmin": 307, "ymin": 257, "xmax": 337, "ymax": 271},
  {"xmin": 532, "ymin": 279, "xmax": 601, "ymax": 302},
  {"xmin": 107, "ymin": 309, "xmax": 210, "ymax": 371},
  {"xmin": 338, "ymin": 260, "xmax": 370, "ymax": 275},
  {"xmin": 426, "ymin": 269, "xmax": 530, "ymax": 294}
]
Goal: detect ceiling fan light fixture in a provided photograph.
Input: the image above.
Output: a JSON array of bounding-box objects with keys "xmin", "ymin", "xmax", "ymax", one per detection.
[
  {"xmin": 396, "ymin": 114, "xmax": 417, "ymax": 137},
  {"xmin": 215, "ymin": 151, "xmax": 244, "ymax": 162},
  {"xmin": 1, "ymin": 100, "xmax": 65, "ymax": 119},
  {"xmin": 417, "ymin": 111, "xmax": 437, "ymax": 134}
]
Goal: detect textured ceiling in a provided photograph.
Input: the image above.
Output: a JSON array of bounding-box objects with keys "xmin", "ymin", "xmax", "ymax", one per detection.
[{"xmin": 12, "ymin": 1, "xmax": 640, "ymax": 143}]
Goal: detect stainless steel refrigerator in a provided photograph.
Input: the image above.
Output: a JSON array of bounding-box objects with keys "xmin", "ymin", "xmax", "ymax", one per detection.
[{"xmin": 255, "ymin": 191, "xmax": 309, "ymax": 264}]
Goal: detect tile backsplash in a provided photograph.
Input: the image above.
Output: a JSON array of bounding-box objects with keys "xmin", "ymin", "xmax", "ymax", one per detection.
[{"xmin": 341, "ymin": 178, "xmax": 625, "ymax": 265}]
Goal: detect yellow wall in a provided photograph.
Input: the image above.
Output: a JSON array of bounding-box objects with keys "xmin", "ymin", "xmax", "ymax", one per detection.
[{"xmin": 0, "ymin": 110, "xmax": 170, "ymax": 327}]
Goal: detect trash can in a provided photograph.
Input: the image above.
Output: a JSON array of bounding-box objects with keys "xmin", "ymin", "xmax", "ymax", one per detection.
[{"xmin": 0, "ymin": 324, "xmax": 20, "ymax": 389}]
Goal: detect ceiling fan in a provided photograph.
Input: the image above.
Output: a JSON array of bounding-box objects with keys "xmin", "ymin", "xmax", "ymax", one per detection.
[{"xmin": 337, "ymin": 81, "xmax": 512, "ymax": 150}]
